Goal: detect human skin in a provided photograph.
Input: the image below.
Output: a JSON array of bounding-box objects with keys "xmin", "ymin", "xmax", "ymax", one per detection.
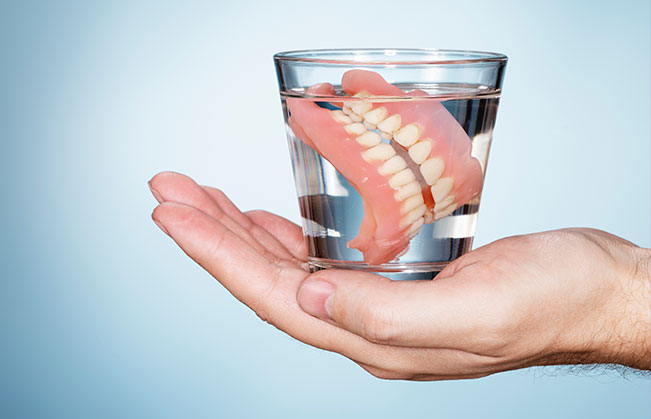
[{"xmin": 149, "ymin": 171, "xmax": 651, "ymax": 379}]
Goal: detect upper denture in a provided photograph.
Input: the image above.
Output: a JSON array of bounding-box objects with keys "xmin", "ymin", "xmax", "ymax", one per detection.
[{"xmin": 341, "ymin": 70, "xmax": 483, "ymax": 224}]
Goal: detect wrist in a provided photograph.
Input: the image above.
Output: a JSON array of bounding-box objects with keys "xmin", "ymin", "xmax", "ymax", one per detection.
[
  {"xmin": 589, "ymin": 245, "xmax": 651, "ymax": 370},
  {"xmin": 552, "ymin": 236, "xmax": 650, "ymax": 370},
  {"xmin": 608, "ymin": 246, "xmax": 651, "ymax": 369}
]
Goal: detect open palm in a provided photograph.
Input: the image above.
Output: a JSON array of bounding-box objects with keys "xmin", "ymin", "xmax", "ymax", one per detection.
[{"xmin": 150, "ymin": 172, "xmax": 650, "ymax": 379}]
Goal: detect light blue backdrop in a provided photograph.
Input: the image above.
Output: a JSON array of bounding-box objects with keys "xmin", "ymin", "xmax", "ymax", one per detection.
[{"xmin": 1, "ymin": 1, "xmax": 649, "ymax": 418}]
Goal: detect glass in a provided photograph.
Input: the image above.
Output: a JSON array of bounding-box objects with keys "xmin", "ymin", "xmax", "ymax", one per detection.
[{"xmin": 274, "ymin": 49, "xmax": 507, "ymax": 280}]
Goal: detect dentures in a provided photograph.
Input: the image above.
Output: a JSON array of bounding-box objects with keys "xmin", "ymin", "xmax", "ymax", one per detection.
[{"xmin": 287, "ymin": 70, "xmax": 483, "ymax": 265}]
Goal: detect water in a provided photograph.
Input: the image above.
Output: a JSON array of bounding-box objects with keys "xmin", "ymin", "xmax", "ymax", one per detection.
[{"xmin": 281, "ymin": 83, "xmax": 500, "ymax": 280}]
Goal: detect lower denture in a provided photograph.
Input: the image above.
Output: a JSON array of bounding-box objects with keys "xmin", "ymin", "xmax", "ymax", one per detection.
[{"xmin": 287, "ymin": 70, "xmax": 483, "ymax": 265}]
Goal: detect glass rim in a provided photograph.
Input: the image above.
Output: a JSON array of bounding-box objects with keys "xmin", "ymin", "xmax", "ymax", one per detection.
[{"xmin": 274, "ymin": 48, "xmax": 507, "ymax": 66}]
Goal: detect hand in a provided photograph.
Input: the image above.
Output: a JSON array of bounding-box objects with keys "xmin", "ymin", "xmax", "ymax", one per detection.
[{"xmin": 149, "ymin": 171, "xmax": 651, "ymax": 380}]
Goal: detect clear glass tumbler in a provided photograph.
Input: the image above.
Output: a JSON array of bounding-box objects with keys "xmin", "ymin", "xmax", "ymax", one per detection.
[{"xmin": 274, "ymin": 49, "xmax": 507, "ymax": 280}]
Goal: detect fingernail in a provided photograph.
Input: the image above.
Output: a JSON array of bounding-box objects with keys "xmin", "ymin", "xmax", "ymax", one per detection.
[
  {"xmin": 297, "ymin": 279, "xmax": 334, "ymax": 320},
  {"xmin": 152, "ymin": 216, "xmax": 169, "ymax": 235},
  {"xmin": 148, "ymin": 181, "xmax": 164, "ymax": 203}
]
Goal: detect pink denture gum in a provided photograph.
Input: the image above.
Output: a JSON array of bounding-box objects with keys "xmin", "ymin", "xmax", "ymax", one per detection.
[{"xmin": 287, "ymin": 70, "xmax": 483, "ymax": 265}]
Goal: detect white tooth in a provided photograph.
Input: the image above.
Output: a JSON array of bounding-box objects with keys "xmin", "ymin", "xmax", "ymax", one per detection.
[
  {"xmin": 363, "ymin": 121, "xmax": 377, "ymax": 130},
  {"xmin": 354, "ymin": 91, "xmax": 370, "ymax": 98},
  {"xmin": 400, "ymin": 204, "xmax": 427, "ymax": 228},
  {"xmin": 362, "ymin": 144, "xmax": 396, "ymax": 162},
  {"xmin": 401, "ymin": 194, "xmax": 425, "ymax": 214},
  {"xmin": 377, "ymin": 114, "xmax": 401, "ymax": 134},
  {"xmin": 419, "ymin": 158, "xmax": 445, "ymax": 185},
  {"xmin": 434, "ymin": 195, "xmax": 455, "ymax": 211},
  {"xmin": 395, "ymin": 181, "xmax": 421, "ymax": 200},
  {"xmin": 431, "ymin": 177, "xmax": 454, "ymax": 202},
  {"xmin": 349, "ymin": 112, "xmax": 363, "ymax": 122},
  {"xmin": 393, "ymin": 124, "xmax": 420, "ymax": 147},
  {"xmin": 378, "ymin": 155, "xmax": 407, "ymax": 176},
  {"xmin": 344, "ymin": 123, "xmax": 367, "ymax": 136},
  {"xmin": 349, "ymin": 100, "xmax": 373, "ymax": 116},
  {"xmin": 408, "ymin": 140, "xmax": 432, "ymax": 165},
  {"xmin": 331, "ymin": 110, "xmax": 353, "ymax": 124},
  {"xmin": 363, "ymin": 107, "xmax": 388, "ymax": 125},
  {"xmin": 389, "ymin": 169, "xmax": 416, "ymax": 188},
  {"xmin": 408, "ymin": 217, "xmax": 425, "ymax": 238},
  {"xmin": 435, "ymin": 204, "xmax": 458, "ymax": 220},
  {"xmin": 380, "ymin": 131, "xmax": 393, "ymax": 140},
  {"xmin": 356, "ymin": 131, "xmax": 382, "ymax": 148}
]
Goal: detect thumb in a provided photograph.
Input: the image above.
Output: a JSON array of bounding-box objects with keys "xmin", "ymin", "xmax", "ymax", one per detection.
[{"xmin": 296, "ymin": 270, "xmax": 470, "ymax": 347}]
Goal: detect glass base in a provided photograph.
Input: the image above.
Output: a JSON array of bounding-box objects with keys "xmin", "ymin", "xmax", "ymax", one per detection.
[{"xmin": 308, "ymin": 257, "xmax": 448, "ymax": 280}]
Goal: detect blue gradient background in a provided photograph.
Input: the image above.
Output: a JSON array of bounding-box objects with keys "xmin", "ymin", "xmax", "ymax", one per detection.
[{"xmin": 1, "ymin": 1, "xmax": 649, "ymax": 418}]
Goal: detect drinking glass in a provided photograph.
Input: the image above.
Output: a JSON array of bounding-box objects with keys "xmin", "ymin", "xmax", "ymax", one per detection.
[{"xmin": 274, "ymin": 49, "xmax": 507, "ymax": 280}]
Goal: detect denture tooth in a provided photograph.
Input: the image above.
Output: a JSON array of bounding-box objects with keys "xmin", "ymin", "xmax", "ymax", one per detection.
[
  {"xmin": 377, "ymin": 114, "xmax": 401, "ymax": 135},
  {"xmin": 349, "ymin": 112, "xmax": 363, "ymax": 122},
  {"xmin": 363, "ymin": 107, "xmax": 388, "ymax": 125},
  {"xmin": 331, "ymin": 110, "xmax": 353, "ymax": 125},
  {"xmin": 389, "ymin": 169, "xmax": 416, "ymax": 189},
  {"xmin": 345, "ymin": 92, "xmax": 370, "ymax": 115},
  {"xmin": 400, "ymin": 204, "xmax": 427, "ymax": 228},
  {"xmin": 363, "ymin": 121, "xmax": 377, "ymax": 130},
  {"xmin": 344, "ymin": 123, "xmax": 367, "ymax": 136},
  {"xmin": 393, "ymin": 124, "xmax": 420, "ymax": 148},
  {"xmin": 434, "ymin": 195, "xmax": 455, "ymax": 211},
  {"xmin": 378, "ymin": 155, "xmax": 407, "ymax": 176},
  {"xmin": 419, "ymin": 158, "xmax": 445, "ymax": 185},
  {"xmin": 362, "ymin": 144, "xmax": 396, "ymax": 162},
  {"xmin": 408, "ymin": 140, "xmax": 432, "ymax": 165},
  {"xmin": 423, "ymin": 211, "xmax": 435, "ymax": 224},
  {"xmin": 401, "ymin": 194, "xmax": 425, "ymax": 214},
  {"xmin": 395, "ymin": 181, "xmax": 421, "ymax": 200},
  {"xmin": 434, "ymin": 204, "xmax": 458, "ymax": 221},
  {"xmin": 408, "ymin": 217, "xmax": 425, "ymax": 238},
  {"xmin": 349, "ymin": 99, "xmax": 373, "ymax": 116},
  {"xmin": 356, "ymin": 131, "xmax": 382, "ymax": 148},
  {"xmin": 431, "ymin": 178, "xmax": 454, "ymax": 203},
  {"xmin": 380, "ymin": 131, "xmax": 393, "ymax": 140}
]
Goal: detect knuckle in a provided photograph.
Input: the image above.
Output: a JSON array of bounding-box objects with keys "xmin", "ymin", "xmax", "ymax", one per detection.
[
  {"xmin": 205, "ymin": 226, "xmax": 227, "ymax": 259},
  {"xmin": 358, "ymin": 302, "xmax": 398, "ymax": 345},
  {"xmin": 212, "ymin": 187, "xmax": 225, "ymax": 197}
]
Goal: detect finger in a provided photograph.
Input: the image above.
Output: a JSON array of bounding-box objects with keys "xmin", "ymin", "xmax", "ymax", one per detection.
[
  {"xmin": 200, "ymin": 185, "xmax": 256, "ymax": 230},
  {"xmin": 357, "ymin": 360, "xmax": 491, "ymax": 381},
  {"xmin": 355, "ymin": 362, "xmax": 414, "ymax": 380},
  {"xmin": 153, "ymin": 201, "xmax": 287, "ymax": 312},
  {"xmin": 149, "ymin": 172, "xmax": 296, "ymax": 262},
  {"xmin": 296, "ymin": 269, "xmax": 491, "ymax": 349},
  {"xmin": 149, "ymin": 172, "xmax": 264, "ymax": 253},
  {"xmin": 246, "ymin": 210, "xmax": 307, "ymax": 261},
  {"xmin": 201, "ymin": 186, "xmax": 306, "ymax": 264},
  {"xmin": 152, "ymin": 202, "xmax": 374, "ymax": 357},
  {"xmin": 153, "ymin": 202, "xmax": 503, "ymax": 378}
]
